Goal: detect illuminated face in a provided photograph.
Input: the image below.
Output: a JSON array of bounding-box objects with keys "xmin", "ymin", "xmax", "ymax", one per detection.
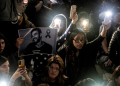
[
  {"xmin": 0, "ymin": 39, "xmax": 5, "ymax": 53},
  {"xmin": 48, "ymin": 63, "xmax": 60, "ymax": 80},
  {"xmin": 53, "ymin": 19, "xmax": 65, "ymax": 36},
  {"xmin": 115, "ymin": 76, "xmax": 120, "ymax": 85},
  {"xmin": 31, "ymin": 30, "xmax": 40, "ymax": 43},
  {"xmin": 0, "ymin": 61, "xmax": 9, "ymax": 76},
  {"xmin": 73, "ymin": 33, "xmax": 85, "ymax": 50},
  {"xmin": 113, "ymin": 12, "xmax": 120, "ymax": 24},
  {"xmin": 77, "ymin": 18, "xmax": 90, "ymax": 33}
]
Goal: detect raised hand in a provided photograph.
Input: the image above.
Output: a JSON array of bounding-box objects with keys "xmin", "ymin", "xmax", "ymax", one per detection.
[
  {"xmin": 10, "ymin": 68, "xmax": 26, "ymax": 82},
  {"xmin": 72, "ymin": 12, "xmax": 78, "ymax": 24},
  {"xmin": 16, "ymin": 37, "xmax": 24, "ymax": 48}
]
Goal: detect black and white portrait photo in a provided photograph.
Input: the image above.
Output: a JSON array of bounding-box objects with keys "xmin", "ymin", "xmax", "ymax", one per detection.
[{"xmin": 18, "ymin": 27, "xmax": 57, "ymax": 56}]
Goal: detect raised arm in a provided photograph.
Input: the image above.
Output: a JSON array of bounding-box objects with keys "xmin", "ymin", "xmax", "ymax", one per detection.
[
  {"xmin": 87, "ymin": 22, "xmax": 111, "ymax": 49},
  {"xmin": 35, "ymin": 1, "xmax": 43, "ymax": 12},
  {"xmin": 56, "ymin": 12, "xmax": 78, "ymax": 50}
]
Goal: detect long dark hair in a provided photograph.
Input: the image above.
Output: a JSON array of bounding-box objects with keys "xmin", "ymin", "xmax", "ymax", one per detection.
[
  {"xmin": 0, "ymin": 33, "xmax": 13, "ymax": 56},
  {"xmin": 42, "ymin": 55, "xmax": 66, "ymax": 85},
  {"xmin": 67, "ymin": 29, "xmax": 86, "ymax": 53}
]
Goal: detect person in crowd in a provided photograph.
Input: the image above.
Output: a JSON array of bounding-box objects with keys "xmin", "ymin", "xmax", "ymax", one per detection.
[
  {"xmin": 23, "ymin": 27, "xmax": 52, "ymax": 55},
  {"xmin": 49, "ymin": 14, "xmax": 67, "ymax": 39},
  {"xmin": 14, "ymin": 12, "xmax": 35, "ymax": 59},
  {"xmin": 0, "ymin": 0, "xmax": 28, "ymax": 50},
  {"xmin": 17, "ymin": 12, "xmax": 35, "ymax": 29},
  {"xmin": 0, "ymin": 32, "xmax": 17, "ymax": 75},
  {"xmin": 75, "ymin": 11, "xmax": 96, "ymax": 42},
  {"xmin": 97, "ymin": 6, "xmax": 120, "ymax": 73},
  {"xmin": 74, "ymin": 78, "xmax": 97, "ymax": 86},
  {"xmin": 25, "ymin": 11, "xmax": 78, "ymax": 84},
  {"xmin": 50, "ymin": 12, "xmax": 78, "ymax": 51},
  {"xmin": 34, "ymin": 55, "xmax": 70, "ymax": 86},
  {"xmin": 107, "ymin": 65, "xmax": 120, "ymax": 86},
  {"xmin": 25, "ymin": 0, "xmax": 53, "ymax": 27},
  {"xmin": 57, "ymin": 20, "xmax": 111, "ymax": 85},
  {"xmin": 0, "ymin": 55, "xmax": 32, "ymax": 86},
  {"xmin": 108, "ymin": 26, "xmax": 120, "ymax": 67}
]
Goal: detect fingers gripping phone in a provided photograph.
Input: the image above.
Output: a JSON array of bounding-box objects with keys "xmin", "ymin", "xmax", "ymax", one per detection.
[
  {"xmin": 18, "ymin": 59, "xmax": 25, "ymax": 68},
  {"xmin": 104, "ymin": 16, "xmax": 111, "ymax": 25}
]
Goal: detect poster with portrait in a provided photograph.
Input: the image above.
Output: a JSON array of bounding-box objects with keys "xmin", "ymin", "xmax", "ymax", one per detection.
[{"xmin": 18, "ymin": 27, "xmax": 57, "ymax": 56}]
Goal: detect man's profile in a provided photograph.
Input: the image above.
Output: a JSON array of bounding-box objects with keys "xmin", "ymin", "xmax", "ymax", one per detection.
[{"xmin": 23, "ymin": 28, "xmax": 52, "ymax": 55}]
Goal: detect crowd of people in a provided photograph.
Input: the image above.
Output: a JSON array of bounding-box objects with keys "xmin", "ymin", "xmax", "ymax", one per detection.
[{"xmin": 0, "ymin": 0, "xmax": 120, "ymax": 86}]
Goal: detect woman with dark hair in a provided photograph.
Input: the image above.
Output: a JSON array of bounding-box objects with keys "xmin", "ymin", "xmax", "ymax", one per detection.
[
  {"xmin": 57, "ymin": 22, "xmax": 111, "ymax": 85},
  {"xmin": 0, "ymin": 33, "xmax": 17, "ymax": 75},
  {"xmin": 0, "ymin": 55, "xmax": 32, "ymax": 86},
  {"xmin": 18, "ymin": 12, "xmax": 35, "ymax": 29},
  {"xmin": 107, "ymin": 65, "xmax": 120, "ymax": 86},
  {"xmin": 35, "ymin": 55, "xmax": 70, "ymax": 86}
]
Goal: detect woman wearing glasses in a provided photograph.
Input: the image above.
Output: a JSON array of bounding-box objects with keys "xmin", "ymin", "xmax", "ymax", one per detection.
[
  {"xmin": 57, "ymin": 22, "xmax": 111, "ymax": 86},
  {"xmin": 34, "ymin": 55, "xmax": 70, "ymax": 86}
]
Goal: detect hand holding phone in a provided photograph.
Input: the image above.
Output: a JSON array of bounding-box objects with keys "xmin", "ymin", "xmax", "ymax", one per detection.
[{"xmin": 104, "ymin": 16, "xmax": 111, "ymax": 25}]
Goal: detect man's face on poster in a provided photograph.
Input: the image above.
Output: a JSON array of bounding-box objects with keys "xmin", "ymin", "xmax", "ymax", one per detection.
[{"xmin": 31, "ymin": 30, "xmax": 41, "ymax": 43}]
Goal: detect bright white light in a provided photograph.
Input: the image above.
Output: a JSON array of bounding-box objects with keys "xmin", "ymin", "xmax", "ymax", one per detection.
[
  {"xmin": 0, "ymin": 81, "xmax": 7, "ymax": 86},
  {"xmin": 23, "ymin": 0, "xmax": 28, "ymax": 3},
  {"xmin": 82, "ymin": 20, "xmax": 87, "ymax": 26},
  {"xmin": 105, "ymin": 11, "xmax": 112, "ymax": 17},
  {"xmin": 54, "ymin": 18, "xmax": 61, "ymax": 25}
]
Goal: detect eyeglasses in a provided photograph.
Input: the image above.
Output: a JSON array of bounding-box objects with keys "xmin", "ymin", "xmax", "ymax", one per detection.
[
  {"xmin": 73, "ymin": 38, "xmax": 84, "ymax": 43},
  {"xmin": 48, "ymin": 66, "xmax": 60, "ymax": 71}
]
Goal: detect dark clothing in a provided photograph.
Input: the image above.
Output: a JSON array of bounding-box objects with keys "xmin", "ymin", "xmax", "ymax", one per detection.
[
  {"xmin": 108, "ymin": 29, "xmax": 120, "ymax": 67},
  {"xmin": 99, "ymin": 25, "xmax": 117, "ymax": 48},
  {"xmin": 0, "ymin": 33, "xmax": 17, "ymax": 75},
  {"xmin": 23, "ymin": 41, "xmax": 52, "ymax": 55},
  {"xmin": 57, "ymin": 23, "xmax": 75, "ymax": 50},
  {"xmin": 97, "ymin": 24, "xmax": 118, "ymax": 59},
  {"xmin": 57, "ymin": 35, "xmax": 104, "ymax": 85},
  {"xmin": 34, "ymin": 76, "xmax": 70, "ymax": 86}
]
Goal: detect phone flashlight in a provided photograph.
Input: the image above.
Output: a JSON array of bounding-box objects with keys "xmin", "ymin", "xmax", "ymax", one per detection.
[
  {"xmin": 82, "ymin": 20, "xmax": 87, "ymax": 26},
  {"xmin": 104, "ymin": 11, "xmax": 112, "ymax": 25},
  {"xmin": 105, "ymin": 11, "xmax": 112, "ymax": 17},
  {"xmin": 23, "ymin": 0, "xmax": 28, "ymax": 3},
  {"xmin": 0, "ymin": 81, "xmax": 7, "ymax": 86},
  {"xmin": 54, "ymin": 18, "xmax": 61, "ymax": 27}
]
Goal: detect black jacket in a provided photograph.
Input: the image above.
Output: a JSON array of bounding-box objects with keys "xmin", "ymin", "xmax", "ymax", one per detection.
[
  {"xmin": 57, "ymin": 35, "xmax": 104, "ymax": 85},
  {"xmin": 108, "ymin": 28, "xmax": 120, "ymax": 67}
]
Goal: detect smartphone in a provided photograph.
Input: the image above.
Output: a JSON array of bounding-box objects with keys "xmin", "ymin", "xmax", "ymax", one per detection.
[
  {"xmin": 104, "ymin": 15, "xmax": 111, "ymax": 25},
  {"xmin": 18, "ymin": 59, "xmax": 25, "ymax": 68},
  {"xmin": 70, "ymin": 5, "xmax": 77, "ymax": 19}
]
